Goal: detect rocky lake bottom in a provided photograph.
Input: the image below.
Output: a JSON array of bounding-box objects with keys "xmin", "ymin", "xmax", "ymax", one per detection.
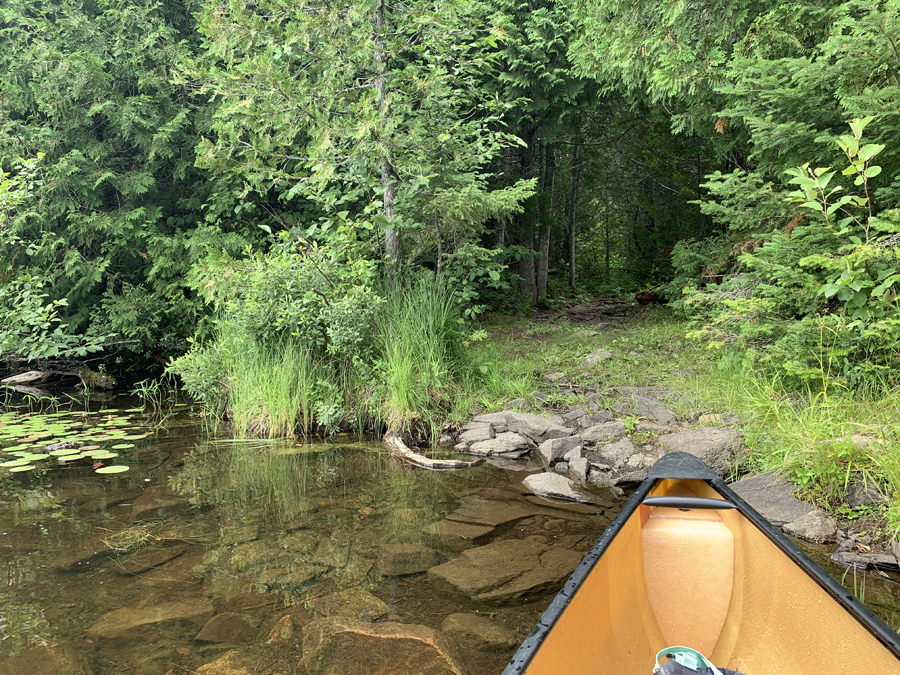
[{"xmin": 1, "ymin": 395, "xmax": 900, "ymax": 674}]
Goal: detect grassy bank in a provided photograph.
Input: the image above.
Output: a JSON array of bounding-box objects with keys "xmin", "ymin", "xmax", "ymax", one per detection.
[{"xmin": 472, "ymin": 304, "xmax": 900, "ymax": 540}]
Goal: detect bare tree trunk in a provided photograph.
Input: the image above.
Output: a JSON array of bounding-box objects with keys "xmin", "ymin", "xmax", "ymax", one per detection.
[
  {"xmin": 536, "ymin": 143, "xmax": 555, "ymax": 304},
  {"xmin": 605, "ymin": 200, "xmax": 611, "ymax": 282},
  {"xmin": 517, "ymin": 128, "xmax": 538, "ymax": 304},
  {"xmin": 568, "ymin": 144, "xmax": 580, "ymax": 292},
  {"xmin": 374, "ymin": 0, "xmax": 400, "ymax": 264},
  {"xmin": 519, "ymin": 229, "xmax": 536, "ymax": 301}
]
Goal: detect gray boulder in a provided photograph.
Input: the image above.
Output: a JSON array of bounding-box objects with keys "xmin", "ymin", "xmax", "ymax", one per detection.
[
  {"xmin": 469, "ymin": 432, "xmax": 533, "ymax": 457},
  {"xmin": 613, "ymin": 469, "xmax": 649, "ymax": 486},
  {"xmin": 846, "ymin": 479, "xmax": 889, "ymax": 508},
  {"xmin": 580, "ymin": 411, "xmax": 615, "ymax": 427},
  {"xmin": 581, "ymin": 421, "xmax": 626, "ymax": 444},
  {"xmin": 782, "ymin": 511, "xmax": 837, "ymax": 543},
  {"xmin": 597, "ymin": 438, "xmax": 636, "ymax": 467},
  {"xmin": 658, "ymin": 427, "xmax": 744, "ymax": 477},
  {"xmin": 568, "ymin": 457, "xmax": 589, "ymax": 481},
  {"xmin": 729, "ymin": 472, "xmax": 815, "ymax": 525},
  {"xmin": 563, "ymin": 447, "xmax": 582, "ymax": 462},
  {"xmin": 506, "ymin": 412, "xmax": 573, "ymax": 444},
  {"xmin": 471, "ymin": 411, "xmax": 511, "ymax": 433},
  {"xmin": 459, "ymin": 422, "xmax": 494, "ymax": 444},
  {"xmin": 522, "ymin": 472, "xmax": 594, "ymax": 503},
  {"xmin": 506, "ymin": 398, "xmax": 531, "ymax": 411},
  {"xmin": 631, "ymin": 395, "xmax": 678, "ymax": 425},
  {"xmin": 830, "ymin": 551, "xmax": 898, "ymax": 570},
  {"xmin": 537, "ymin": 435, "xmax": 583, "ymax": 468}
]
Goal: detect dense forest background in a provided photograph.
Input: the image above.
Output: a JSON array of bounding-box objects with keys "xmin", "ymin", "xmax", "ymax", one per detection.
[{"xmin": 1, "ymin": 0, "xmax": 899, "ymax": 431}]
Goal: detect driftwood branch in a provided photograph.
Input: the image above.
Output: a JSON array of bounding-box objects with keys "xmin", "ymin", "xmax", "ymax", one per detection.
[{"xmin": 383, "ymin": 430, "xmax": 484, "ymax": 471}]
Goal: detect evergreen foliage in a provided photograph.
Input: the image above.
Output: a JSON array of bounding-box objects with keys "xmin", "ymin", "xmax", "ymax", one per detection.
[{"xmin": 1, "ymin": 0, "xmax": 898, "ymax": 425}]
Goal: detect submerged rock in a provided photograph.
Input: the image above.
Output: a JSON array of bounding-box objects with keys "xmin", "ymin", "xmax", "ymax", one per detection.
[
  {"xmin": 130, "ymin": 485, "xmax": 192, "ymax": 519},
  {"xmin": 221, "ymin": 525, "xmax": 260, "ymax": 546},
  {"xmin": 427, "ymin": 538, "xmax": 581, "ymax": 604},
  {"xmin": 194, "ymin": 613, "xmax": 257, "ymax": 643},
  {"xmin": 86, "ymin": 599, "xmax": 214, "ymax": 638},
  {"xmin": 423, "ymin": 519, "xmax": 495, "ymax": 550},
  {"xmin": 376, "ymin": 543, "xmax": 440, "ymax": 576},
  {"xmin": 299, "ymin": 618, "xmax": 465, "ymax": 675},
  {"xmin": 196, "ymin": 650, "xmax": 254, "ymax": 675},
  {"xmin": 441, "ymin": 613, "xmax": 516, "ymax": 652},
  {"xmin": 305, "ymin": 588, "xmax": 390, "ymax": 623},
  {"xmin": 0, "ymin": 646, "xmax": 92, "ymax": 675},
  {"xmin": 266, "ymin": 614, "xmax": 297, "ymax": 645},
  {"xmin": 830, "ymin": 551, "xmax": 898, "ymax": 570},
  {"xmin": 115, "ymin": 545, "xmax": 187, "ymax": 575}
]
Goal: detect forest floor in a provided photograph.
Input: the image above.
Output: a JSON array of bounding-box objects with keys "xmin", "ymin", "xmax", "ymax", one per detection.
[{"xmin": 470, "ymin": 300, "xmax": 900, "ymax": 547}]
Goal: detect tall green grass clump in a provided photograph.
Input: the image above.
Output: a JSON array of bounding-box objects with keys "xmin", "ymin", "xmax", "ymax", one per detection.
[
  {"xmin": 224, "ymin": 337, "xmax": 321, "ymax": 437},
  {"xmin": 374, "ymin": 279, "xmax": 465, "ymax": 432}
]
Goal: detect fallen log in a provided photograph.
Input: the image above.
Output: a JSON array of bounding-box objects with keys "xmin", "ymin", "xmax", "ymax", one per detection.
[{"xmin": 383, "ymin": 431, "xmax": 484, "ymax": 471}]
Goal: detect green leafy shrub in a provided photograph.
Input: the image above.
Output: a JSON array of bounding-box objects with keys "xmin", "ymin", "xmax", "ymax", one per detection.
[{"xmin": 676, "ymin": 120, "xmax": 900, "ymax": 391}]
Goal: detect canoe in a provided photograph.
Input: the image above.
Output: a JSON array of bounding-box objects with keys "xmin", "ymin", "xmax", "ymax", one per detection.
[{"xmin": 504, "ymin": 452, "xmax": 900, "ymax": 675}]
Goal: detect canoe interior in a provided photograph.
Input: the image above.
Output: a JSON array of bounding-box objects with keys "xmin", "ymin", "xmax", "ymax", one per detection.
[{"xmin": 522, "ymin": 478, "xmax": 900, "ymax": 675}]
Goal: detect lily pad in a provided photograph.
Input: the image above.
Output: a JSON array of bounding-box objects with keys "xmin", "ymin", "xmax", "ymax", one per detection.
[
  {"xmin": 49, "ymin": 448, "xmax": 81, "ymax": 457},
  {"xmin": 110, "ymin": 444, "xmax": 135, "ymax": 450},
  {"xmin": 80, "ymin": 445, "xmax": 101, "ymax": 451},
  {"xmin": 87, "ymin": 451, "xmax": 118, "ymax": 459},
  {"xmin": 95, "ymin": 465, "xmax": 129, "ymax": 474},
  {"xmin": 58, "ymin": 454, "xmax": 87, "ymax": 462},
  {"xmin": 122, "ymin": 434, "xmax": 151, "ymax": 440},
  {"xmin": 1, "ymin": 458, "xmax": 32, "ymax": 467},
  {"xmin": 8, "ymin": 465, "xmax": 36, "ymax": 472}
]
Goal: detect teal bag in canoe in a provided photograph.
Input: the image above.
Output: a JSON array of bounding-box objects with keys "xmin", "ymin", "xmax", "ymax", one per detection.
[{"xmin": 653, "ymin": 647, "xmax": 748, "ymax": 675}]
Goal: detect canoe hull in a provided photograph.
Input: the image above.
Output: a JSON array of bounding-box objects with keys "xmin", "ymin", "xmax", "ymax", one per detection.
[{"xmin": 504, "ymin": 452, "xmax": 900, "ymax": 675}]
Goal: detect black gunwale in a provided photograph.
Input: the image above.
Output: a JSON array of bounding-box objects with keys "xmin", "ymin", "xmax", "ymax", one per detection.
[{"xmin": 501, "ymin": 452, "xmax": 900, "ymax": 674}]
